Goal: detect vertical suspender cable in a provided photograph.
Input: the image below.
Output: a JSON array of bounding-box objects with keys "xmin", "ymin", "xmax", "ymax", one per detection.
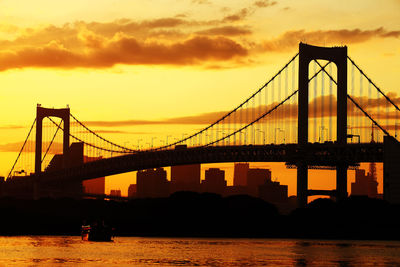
[
  {"xmin": 239, "ymin": 105, "xmax": 242, "ymax": 145},
  {"xmin": 321, "ymin": 63, "xmax": 325, "ymax": 142},
  {"xmin": 351, "ymin": 62, "xmax": 355, "ymax": 143},
  {"xmin": 259, "ymin": 90, "xmax": 262, "ymax": 144},
  {"xmin": 292, "ymin": 58, "xmax": 295, "ymax": 143},
  {"xmin": 360, "ymin": 71, "xmax": 364, "ymax": 142},
  {"xmin": 272, "ymin": 79, "xmax": 275, "ymax": 143},
  {"xmin": 278, "ymin": 71, "xmax": 282, "ymax": 143},
  {"xmin": 377, "ymin": 83, "xmax": 380, "ymax": 142},
  {"xmin": 285, "ymin": 65, "xmax": 289, "ymax": 143},
  {"xmin": 386, "ymin": 87, "xmax": 389, "ymax": 136},
  {"xmin": 329, "ymin": 63, "xmax": 333, "ymax": 141},
  {"xmin": 368, "ymin": 81, "xmax": 372, "ymax": 141},
  {"xmin": 313, "ymin": 61, "xmax": 317, "ymax": 142},
  {"xmin": 246, "ymin": 101, "xmax": 249, "ymax": 145},
  {"xmin": 265, "ymin": 82, "xmax": 269, "ymax": 143},
  {"xmin": 252, "ymin": 96, "xmax": 255, "ymax": 144}
]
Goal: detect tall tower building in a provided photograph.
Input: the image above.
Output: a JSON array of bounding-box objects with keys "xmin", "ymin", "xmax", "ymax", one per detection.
[
  {"xmin": 247, "ymin": 168, "xmax": 271, "ymax": 186},
  {"xmin": 247, "ymin": 168, "xmax": 271, "ymax": 197},
  {"xmin": 83, "ymin": 155, "xmax": 105, "ymax": 195},
  {"xmin": 137, "ymin": 168, "xmax": 170, "ymax": 198},
  {"xmin": 233, "ymin": 163, "xmax": 249, "ymax": 186},
  {"xmin": 351, "ymin": 168, "xmax": 378, "ymax": 198},
  {"xmin": 171, "ymin": 164, "xmax": 201, "ymax": 192},
  {"xmin": 201, "ymin": 168, "xmax": 227, "ymax": 195}
]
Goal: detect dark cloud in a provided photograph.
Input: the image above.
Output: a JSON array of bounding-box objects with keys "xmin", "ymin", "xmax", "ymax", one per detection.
[
  {"xmin": 192, "ymin": 0, "xmax": 211, "ymax": 4},
  {"xmin": 223, "ymin": 8, "xmax": 251, "ymax": 22},
  {"xmin": 77, "ymin": 130, "xmax": 150, "ymax": 134},
  {"xmin": 0, "ymin": 35, "xmax": 248, "ymax": 70},
  {"xmin": 254, "ymin": 0, "xmax": 277, "ymax": 8},
  {"xmin": 79, "ymin": 92, "xmax": 400, "ymax": 127},
  {"xmin": 196, "ymin": 26, "xmax": 252, "ymax": 36},
  {"xmin": 0, "ymin": 141, "xmax": 62, "ymax": 153},
  {"xmin": 175, "ymin": 13, "xmax": 188, "ymax": 18},
  {"xmin": 0, "ymin": 18, "xmax": 203, "ymax": 52},
  {"xmin": 1, "ymin": 15, "xmax": 398, "ymax": 71},
  {"xmin": 222, "ymin": 1, "xmax": 277, "ymax": 23},
  {"xmin": 262, "ymin": 28, "xmax": 400, "ymax": 52},
  {"xmin": 0, "ymin": 125, "xmax": 25, "ymax": 130},
  {"xmin": 83, "ymin": 18, "xmax": 190, "ymax": 37},
  {"xmin": 141, "ymin": 18, "xmax": 187, "ymax": 28}
]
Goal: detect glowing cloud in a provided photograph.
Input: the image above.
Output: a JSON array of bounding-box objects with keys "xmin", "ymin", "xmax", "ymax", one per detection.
[{"xmin": 263, "ymin": 28, "xmax": 400, "ymax": 52}]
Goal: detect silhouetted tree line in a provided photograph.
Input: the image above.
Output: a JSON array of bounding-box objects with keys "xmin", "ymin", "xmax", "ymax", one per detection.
[{"xmin": 0, "ymin": 193, "xmax": 399, "ymax": 239}]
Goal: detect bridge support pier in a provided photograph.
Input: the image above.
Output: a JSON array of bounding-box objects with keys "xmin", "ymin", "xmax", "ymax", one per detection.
[
  {"xmin": 336, "ymin": 164, "xmax": 348, "ymax": 201},
  {"xmin": 297, "ymin": 162, "xmax": 308, "ymax": 208}
]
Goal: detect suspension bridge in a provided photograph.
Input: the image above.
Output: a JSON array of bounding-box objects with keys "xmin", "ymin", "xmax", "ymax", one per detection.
[{"xmin": 2, "ymin": 43, "xmax": 400, "ymax": 208}]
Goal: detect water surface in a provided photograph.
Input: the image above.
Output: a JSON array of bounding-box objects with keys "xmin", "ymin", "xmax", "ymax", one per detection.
[{"xmin": 1, "ymin": 236, "xmax": 399, "ymax": 266}]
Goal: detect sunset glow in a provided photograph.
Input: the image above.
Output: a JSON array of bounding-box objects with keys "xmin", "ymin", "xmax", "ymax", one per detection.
[{"xmin": 1, "ymin": 0, "xmax": 399, "ymax": 196}]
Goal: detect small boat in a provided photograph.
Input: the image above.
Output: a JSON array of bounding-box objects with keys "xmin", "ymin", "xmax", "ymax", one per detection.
[{"xmin": 81, "ymin": 221, "xmax": 114, "ymax": 242}]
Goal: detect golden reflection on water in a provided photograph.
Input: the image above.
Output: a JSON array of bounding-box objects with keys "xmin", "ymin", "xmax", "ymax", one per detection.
[{"xmin": 0, "ymin": 236, "xmax": 399, "ymax": 266}]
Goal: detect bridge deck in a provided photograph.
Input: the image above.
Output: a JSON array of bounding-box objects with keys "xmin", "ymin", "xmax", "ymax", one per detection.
[{"xmin": 5, "ymin": 142, "xmax": 383, "ymax": 187}]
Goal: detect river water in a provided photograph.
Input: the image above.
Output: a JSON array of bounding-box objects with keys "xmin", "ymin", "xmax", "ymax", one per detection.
[{"xmin": 0, "ymin": 236, "xmax": 400, "ymax": 266}]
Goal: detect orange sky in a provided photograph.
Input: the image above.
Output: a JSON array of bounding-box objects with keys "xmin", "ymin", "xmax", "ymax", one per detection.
[{"xmin": 0, "ymin": 0, "xmax": 399, "ymax": 196}]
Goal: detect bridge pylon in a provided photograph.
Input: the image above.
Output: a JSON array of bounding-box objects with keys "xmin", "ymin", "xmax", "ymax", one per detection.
[
  {"xmin": 297, "ymin": 43, "xmax": 348, "ymax": 207},
  {"xmin": 34, "ymin": 105, "xmax": 70, "ymax": 199}
]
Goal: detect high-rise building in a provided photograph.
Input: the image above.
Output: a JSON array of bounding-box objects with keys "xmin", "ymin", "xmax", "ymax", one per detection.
[
  {"xmin": 351, "ymin": 168, "xmax": 378, "ymax": 198},
  {"xmin": 110, "ymin": 189, "xmax": 121, "ymax": 197},
  {"xmin": 44, "ymin": 142, "xmax": 84, "ymax": 198},
  {"xmin": 137, "ymin": 168, "xmax": 170, "ymax": 198},
  {"xmin": 128, "ymin": 184, "xmax": 137, "ymax": 198},
  {"xmin": 83, "ymin": 178, "xmax": 105, "ymax": 195},
  {"xmin": 201, "ymin": 168, "xmax": 227, "ymax": 195},
  {"xmin": 384, "ymin": 136, "xmax": 400, "ymax": 204},
  {"xmin": 247, "ymin": 168, "xmax": 271, "ymax": 186},
  {"xmin": 171, "ymin": 164, "xmax": 200, "ymax": 192},
  {"xmin": 258, "ymin": 181, "xmax": 288, "ymax": 203},
  {"xmin": 83, "ymin": 155, "xmax": 105, "ymax": 195},
  {"xmin": 233, "ymin": 163, "xmax": 249, "ymax": 186},
  {"xmin": 247, "ymin": 168, "xmax": 271, "ymax": 197},
  {"xmin": 227, "ymin": 166, "xmax": 288, "ymax": 204}
]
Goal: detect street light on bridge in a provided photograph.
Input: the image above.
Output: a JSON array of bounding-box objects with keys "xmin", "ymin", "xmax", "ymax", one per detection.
[
  {"xmin": 319, "ymin": 126, "xmax": 327, "ymax": 143},
  {"xmin": 257, "ymin": 129, "xmax": 265, "ymax": 145},
  {"xmin": 123, "ymin": 141, "xmax": 130, "ymax": 152},
  {"xmin": 166, "ymin": 135, "xmax": 172, "ymax": 146},
  {"xmin": 274, "ymin": 128, "xmax": 281, "ymax": 144},
  {"xmin": 205, "ymin": 133, "xmax": 210, "ymax": 146},
  {"xmin": 216, "ymin": 130, "xmax": 223, "ymax": 146},
  {"xmin": 151, "ymin": 137, "xmax": 157, "ymax": 148},
  {"xmin": 181, "ymin": 133, "xmax": 188, "ymax": 146},
  {"xmin": 239, "ymin": 131, "xmax": 247, "ymax": 145},
  {"xmin": 275, "ymin": 128, "xmax": 286, "ymax": 144}
]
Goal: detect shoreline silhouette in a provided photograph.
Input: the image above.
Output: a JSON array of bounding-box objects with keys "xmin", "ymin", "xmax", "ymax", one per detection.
[{"xmin": 0, "ymin": 192, "xmax": 399, "ymax": 240}]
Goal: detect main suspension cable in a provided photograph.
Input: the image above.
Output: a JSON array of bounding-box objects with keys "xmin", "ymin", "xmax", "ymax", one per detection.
[
  {"xmin": 70, "ymin": 113, "xmax": 135, "ymax": 152},
  {"xmin": 7, "ymin": 119, "xmax": 36, "ymax": 179}
]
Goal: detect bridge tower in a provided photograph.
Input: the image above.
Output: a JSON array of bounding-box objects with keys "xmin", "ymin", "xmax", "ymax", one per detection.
[
  {"xmin": 34, "ymin": 105, "xmax": 70, "ymax": 199},
  {"xmin": 297, "ymin": 43, "xmax": 348, "ymax": 207},
  {"xmin": 35, "ymin": 105, "xmax": 70, "ymax": 174}
]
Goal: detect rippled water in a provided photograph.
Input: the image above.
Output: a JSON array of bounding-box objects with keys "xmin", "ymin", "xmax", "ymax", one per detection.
[{"xmin": 1, "ymin": 236, "xmax": 400, "ymax": 266}]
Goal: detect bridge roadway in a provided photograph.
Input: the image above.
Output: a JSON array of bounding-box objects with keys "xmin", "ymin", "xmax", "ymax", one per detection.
[{"xmin": 5, "ymin": 142, "xmax": 383, "ymax": 187}]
